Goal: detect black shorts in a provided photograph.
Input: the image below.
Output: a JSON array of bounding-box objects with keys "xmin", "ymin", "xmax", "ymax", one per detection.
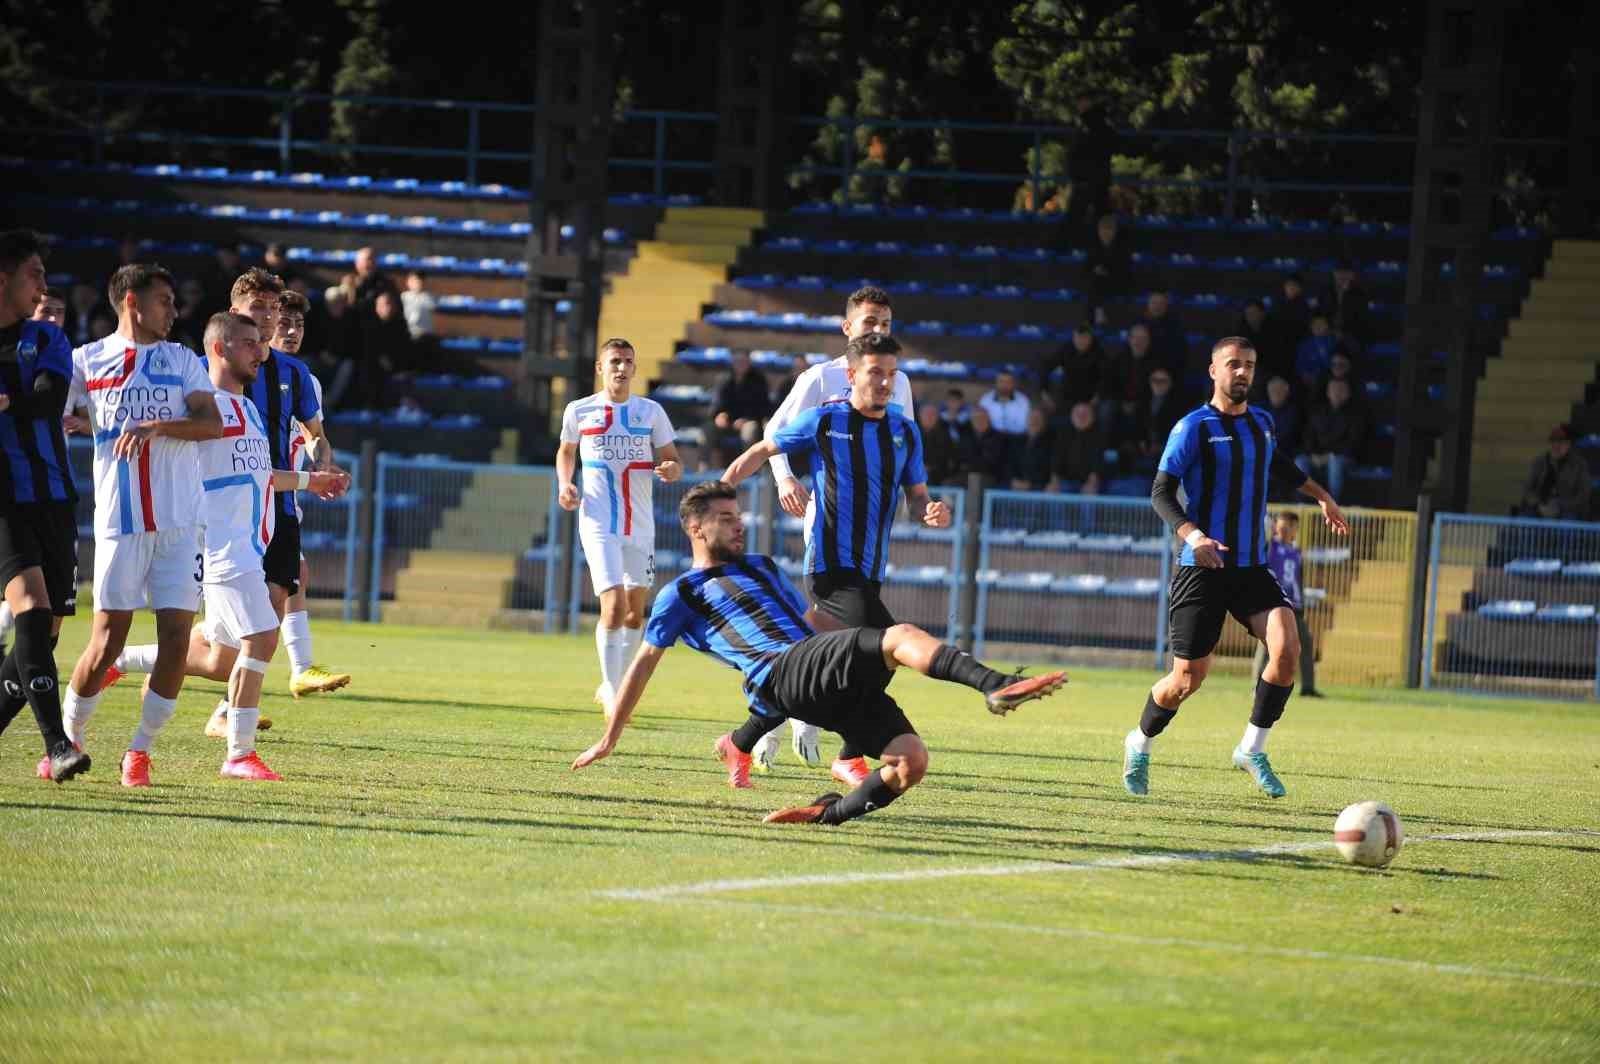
[
  {"xmin": 808, "ymin": 568, "xmax": 896, "ymax": 629},
  {"xmin": 263, "ymin": 512, "xmax": 301, "ymax": 595},
  {"xmin": 0, "ymin": 503, "xmax": 79, "ymax": 617},
  {"xmin": 758, "ymin": 627, "xmax": 917, "ymax": 759},
  {"xmin": 1168, "ymin": 564, "xmax": 1291, "ymax": 660}
]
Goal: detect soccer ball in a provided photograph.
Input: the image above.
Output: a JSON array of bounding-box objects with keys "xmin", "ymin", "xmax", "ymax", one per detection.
[{"xmin": 1333, "ymin": 801, "xmax": 1404, "ymax": 867}]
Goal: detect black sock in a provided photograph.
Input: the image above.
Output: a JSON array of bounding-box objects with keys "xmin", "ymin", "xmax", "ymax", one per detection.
[
  {"xmin": 927, "ymin": 644, "xmax": 1009, "ymax": 695},
  {"xmin": 12, "ymin": 608, "xmax": 67, "ymax": 751},
  {"xmin": 0, "ymin": 651, "xmax": 26, "ymax": 738},
  {"xmin": 1250, "ymin": 677, "xmax": 1293, "ymax": 728},
  {"xmin": 730, "ymin": 712, "xmax": 782, "ymax": 753},
  {"xmin": 1139, "ymin": 692, "xmax": 1177, "ymax": 739},
  {"xmin": 820, "ymin": 770, "xmax": 900, "ymax": 825},
  {"xmin": 836, "ymin": 741, "xmax": 863, "ymax": 762}
]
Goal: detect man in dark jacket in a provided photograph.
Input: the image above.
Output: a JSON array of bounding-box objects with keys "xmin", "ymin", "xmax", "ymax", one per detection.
[
  {"xmin": 1520, "ymin": 424, "xmax": 1592, "ymax": 520},
  {"xmin": 1081, "ymin": 215, "xmax": 1130, "ymax": 325},
  {"xmin": 968, "ymin": 406, "xmax": 1012, "ymax": 484},
  {"xmin": 1321, "ymin": 259, "xmax": 1373, "ymax": 354},
  {"xmin": 1053, "ymin": 401, "xmax": 1110, "ymax": 494},
  {"xmin": 1296, "ymin": 378, "xmax": 1365, "ymax": 500},
  {"xmin": 918, "ymin": 402, "xmax": 967, "ymax": 487},
  {"xmin": 1059, "ymin": 94, "xmax": 1117, "ymax": 242},
  {"xmin": 1042, "ymin": 322, "xmax": 1107, "ymax": 411},
  {"xmin": 707, "ymin": 349, "xmax": 772, "ymax": 468}
]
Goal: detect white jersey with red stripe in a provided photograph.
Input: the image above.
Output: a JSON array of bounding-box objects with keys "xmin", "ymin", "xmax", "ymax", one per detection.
[
  {"xmin": 287, "ymin": 373, "xmax": 325, "ymax": 522},
  {"xmin": 197, "ymin": 391, "xmax": 275, "ymax": 583},
  {"xmin": 71, "ymin": 333, "xmax": 213, "ymax": 538},
  {"xmin": 559, "ymin": 393, "xmax": 675, "ymax": 544}
]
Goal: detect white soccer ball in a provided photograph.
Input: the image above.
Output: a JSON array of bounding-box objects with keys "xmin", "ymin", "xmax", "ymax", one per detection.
[{"xmin": 1333, "ymin": 801, "xmax": 1404, "ymax": 868}]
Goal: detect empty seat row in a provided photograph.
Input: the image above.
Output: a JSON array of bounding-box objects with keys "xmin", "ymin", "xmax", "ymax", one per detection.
[
  {"xmin": 16, "ymin": 194, "xmax": 537, "ymax": 238},
  {"xmin": 325, "ymin": 409, "xmax": 486, "ymax": 430},
  {"xmin": 1477, "ymin": 600, "xmax": 1598, "ymax": 622},
  {"xmin": 1502, "ymin": 558, "xmax": 1600, "ymax": 578}
]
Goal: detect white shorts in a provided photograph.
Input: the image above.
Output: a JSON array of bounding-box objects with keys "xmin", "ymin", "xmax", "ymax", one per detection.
[
  {"xmin": 92, "ymin": 526, "xmax": 203, "ymax": 613},
  {"xmin": 579, "ymin": 529, "xmax": 655, "ymax": 594},
  {"xmin": 200, "ymin": 573, "xmax": 279, "ymax": 650}
]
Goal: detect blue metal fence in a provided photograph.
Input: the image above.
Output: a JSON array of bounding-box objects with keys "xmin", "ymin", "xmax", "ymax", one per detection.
[
  {"xmin": 1424, "ymin": 513, "xmax": 1600, "ymax": 700},
  {"xmin": 303, "ymin": 448, "xmax": 361, "ymax": 620}
]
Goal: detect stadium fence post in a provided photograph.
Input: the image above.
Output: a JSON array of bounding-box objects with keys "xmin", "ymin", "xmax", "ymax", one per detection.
[
  {"xmin": 365, "ymin": 448, "xmax": 387, "ymax": 623},
  {"xmin": 354, "ymin": 440, "xmax": 379, "ymax": 622},
  {"xmin": 755, "ymin": 475, "xmax": 775, "ymax": 556},
  {"xmin": 340, "ymin": 449, "xmax": 361, "ymax": 622},
  {"xmin": 1405, "ymin": 493, "xmax": 1433, "ymax": 687},
  {"xmin": 1421, "ymin": 511, "xmax": 1445, "ymax": 690},
  {"xmin": 542, "ymin": 475, "xmax": 563, "ymax": 634},
  {"xmin": 958, "ymin": 473, "xmax": 984, "ymax": 652},
  {"xmin": 1155, "ymin": 534, "xmax": 1173, "ymax": 669}
]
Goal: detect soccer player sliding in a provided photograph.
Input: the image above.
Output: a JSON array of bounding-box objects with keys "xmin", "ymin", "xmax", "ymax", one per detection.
[
  {"xmin": 571, "ymin": 480, "xmax": 1066, "ymax": 825},
  {"xmin": 1127, "ymin": 336, "xmax": 1348, "ymax": 799}
]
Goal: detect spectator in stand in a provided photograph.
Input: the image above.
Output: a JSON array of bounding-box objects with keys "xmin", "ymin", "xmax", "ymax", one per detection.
[
  {"xmin": 1010, "ymin": 407, "xmax": 1058, "ymax": 491},
  {"xmin": 315, "ymin": 285, "xmax": 361, "ymax": 410},
  {"xmin": 31, "ymin": 286, "xmax": 65, "ymax": 326},
  {"xmin": 1518, "ymin": 424, "xmax": 1592, "ymax": 520},
  {"xmin": 351, "ymin": 246, "xmax": 398, "ymax": 310},
  {"xmin": 1081, "ymin": 214, "xmax": 1130, "ymax": 326},
  {"xmin": 1298, "ymin": 377, "xmax": 1365, "ymax": 500},
  {"xmin": 706, "ymin": 349, "xmax": 772, "ymax": 469},
  {"xmin": 1263, "ymin": 375, "xmax": 1302, "ymax": 460},
  {"xmin": 773, "ymin": 353, "xmax": 810, "ymax": 408},
  {"xmin": 1098, "ymin": 321, "xmax": 1156, "ymax": 440},
  {"xmin": 1323, "ymin": 350, "xmax": 1359, "ymax": 397},
  {"xmin": 1139, "ymin": 290, "xmax": 1187, "ymax": 378},
  {"xmin": 941, "ymin": 387, "xmax": 970, "ymax": 426},
  {"xmin": 1042, "ymin": 321, "xmax": 1107, "ymax": 413},
  {"xmin": 967, "ymin": 406, "xmax": 1011, "ymax": 484},
  {"xmin": 87, "ymin": 308, "xmax": 116, "ymax": 341},
  {"xmin": 1053, "ymin": 401, "xmax": 1108, "ymax": 494},
  {"xmin": 1296, "ymin": 312, "xmax": 1340, "ymax": 398},
  {"xmin": 918, "ymin": 402, "xmax": 966, "ymax": 487},
  {"xmin": 171, "ymin": 277, "xmax": 210, "ymax": 351},
  {"xmin": 202, "ymin": 244, "xmax": 243, "ymax": 310},
  {"xmin": 1322, "ymin": 258, "xmax": 1373, "ymax": 354},
  {"xmin": 1059, "ymin": 93, "xmax": 1117, "ymax": 242},
  {"xmin": 400, "ymin": 269, "xmax": 436, "ymax": 341},
  {"xmin": 1252, "ymin": 512, "xmax": 1321, "ymax": 697},
  {"xmin": 358, "ymin": 288, "xmax": 416, "ymax": 408},
  {"xmin": 927, "ymin": 393, "xmax": 976, "ymax": 482},
  {"xmin": 1267, "ymin": 272, "xmax": 1313, "ymax": 358},
  {"xmin": 66, "ymin": 281, "xmax": 101, "ymax": 344},
  {"xmin": 979, "ymin": 370, "xmax": 1030, "ymax": 469},
  {"xmin": 1236, "ymin": 300, "xmax": 1282, "ymax": 396},
  {"xmin": 1128, "ymin": 365, "xmax": 1183, "ymax": 471},
  {"xmin": 262, "ymin": 244, "xmax": 301, "ymax": 290}
]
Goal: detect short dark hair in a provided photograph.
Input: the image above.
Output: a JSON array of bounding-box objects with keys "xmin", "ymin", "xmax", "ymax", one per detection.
[
  {"xmin": 0, "ymin": 229, "xmax": 47, "ymax": 273},
  {"xmin": 202, "ymin": 310, "xmax": 259, "ymax": 354},
  {"xmin": 1211, "ymin": 336, "xmax": 1256, "ymax": 359},
  {"xmin": 230, "ymin": 267, "xmax": 285, "ymax": 306},
  {"xmin": 845, "ymin": 286, "xmax": 892, "ymax": 316},
  {"xmin": 277, "ymin": 290, "xmax": 310, "ymax": 315},
  {"xmin": 599, "ymin": 337, "xmax": 634, "ymax": 357},
  {"xmin": 108, "ymin": 263, "xmax": 176, "ymax": 310},
  {"xmin": 1276, "ymin": 510, "xmax": 1300, "ymax": 524},
  {"xmin": 843, "ymin": 332, "xmax": 901, "ymax": 366},
  {"xmin": 679, "ymin": 479, "xmax": 738, "ymax": 530}
]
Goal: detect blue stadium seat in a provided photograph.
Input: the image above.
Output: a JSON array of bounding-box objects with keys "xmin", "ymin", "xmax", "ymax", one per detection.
[
  {"xmin": 1051, "ymin": 574, "xmax": 1107, "ymax": 594},
  {"xmin": 1477, "ymin": 600, "xmax": 1536, "ymax": 619},
  {"xmin": 1504, "ymin": 558, "xmax": 1561, "ymax": 577},
  {"xmin": 1104, "ymin": 578, "xmax": 1161, "ymax": 598},
  {"xmin": 1536, "ymin": 604, "xmax": 1594, "ymax": 623}
]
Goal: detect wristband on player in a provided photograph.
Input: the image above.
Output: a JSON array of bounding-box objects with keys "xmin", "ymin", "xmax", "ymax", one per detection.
[
  {"xmin": 295, "ymin": 471, "xmax": 311, "ymax": 490},
  {"xmin": 1185, "ymin": 528, "xmax": 1206, "ymax": 547}
]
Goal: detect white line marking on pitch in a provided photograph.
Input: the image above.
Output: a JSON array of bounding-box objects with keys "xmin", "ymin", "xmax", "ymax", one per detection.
[
  {"xmin": 682, "ymin": 898, "xmax": 1600, "ymax": 990},
  {"xmin": 598, "ymin": 829, "xmax": 1599, "ymax": 902}
]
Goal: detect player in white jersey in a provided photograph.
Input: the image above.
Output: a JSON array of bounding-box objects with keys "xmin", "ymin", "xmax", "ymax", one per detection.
[
  {"xmin": 556, "ymin": 338, "xmax": 681, "ymax": 708},
  {"xmin": 57, "ymin": 264, "xmax": 224, "ymax": 788},
  {"xmin": 754, "ymin": 285, "xmax": 911, "ymax": 772}
]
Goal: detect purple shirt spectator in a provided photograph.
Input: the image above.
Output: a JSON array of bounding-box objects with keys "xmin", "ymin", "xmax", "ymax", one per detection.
[{"xmin": 1266, "ymin": 539, "xmax": 1303, "ymax": 609}]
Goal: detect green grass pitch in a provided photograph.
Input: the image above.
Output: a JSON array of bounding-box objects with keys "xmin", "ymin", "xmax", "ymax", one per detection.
[{"xmin": 2, "ymin": 617, "xmax": 1597, "ymax": 1061}]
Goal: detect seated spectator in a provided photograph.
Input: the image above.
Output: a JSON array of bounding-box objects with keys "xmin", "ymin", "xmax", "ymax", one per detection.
[
  {"xmin": 262, "ymin": 244, "xmax": 301, "ymax": 290},
  {"xmin": 67, "ymin": 281, "xmax": 101, "ymax": 344},
  {"xmin": 352, "ymin": 246, "xmax": 398, "ymax": 310},
  {"xmin": 1236, "ymin": 300, "xmax": 1283, "ymax": 395},
  {"xmin": 1080, "ymin": 214, "xmax": 1130, "ymax": 326},
  {"xmin": 88, "ymin": 308, "xmax": 116, "ymax": 341},
  {"xmin": 1298, "ymin": 378, "xmax": 1365, "ymax": 499},
  {"xmin": 202, "ymin": 244, "xmax": 243, "ymax": 310},
  {"xmin": 358, "ymin": 289, "xmax": 416, "ymax": 408},
  {"xmin": 171, "ymin": 277, "xmax": 209, "ymax": 351},
  {"xmin": 1518, "ymin": 424, "xmax": 1592, "ymax": 520},
  {"xmin": 1139, "ymin": 290, "xmax": 1187, "ymax": 378},
  {"xmin": 1042, "ymin": 322, "xmax": 1106, "ymax": 412},
  {"xmin": 1098, "ymin": 321, "xmax": 1156, "ymax": 439},
  {"xmin": 1322, "ymin": 258, "xmax": 1373, "ymax": 354},
  {"xmin": 1295, "ymin": 313, "xmax": 1341, "ymax": 398},
  {"xmin": 1266, "ymin": 272, "xmax": 1312, "ymax": 360},
  {"xmin": 773, "ymin": 354, "xmax": 810, "ymax": 407},
  {"xmin": 706, "ymin": 349, "xmax": 772, "ymax": 468},
  {"xmin": 314, "ymin": 286, "xmax": 361, "ymax": 410},
  {"xmin": 919, "ymin": 402, "xmax": 967, "ymax": 487},
  {"xmin": 1053, "ymin": 401, "xmax": 1109, "ymax": 494},
  {"xmin": 1129, "ymin": 365, "xmax": 1183, "ymax": 469},
  {"xmin": 31, "ymin": 286, "xmax": 65, "ymax": 327},
  {"xmin": 1263, "ymin": 375, "xmax": 1302, "ymax": 455},
  {"xmin": 941, "ymin": 387, "xmax": 970, "ymax": 426},
  {"xmin": 1323, "ymin": 350, "xmax": 1360, "ymax": 397},
  {"xmin": 401, "ymin": 270, "xmax": 436, "ymax": 340},
  {"xmin": 979, "ymin": 370, "xmax": 1030, "ymax": 468},
  {"xmin": 1010, "ymin": 407, "xmax": 1058, "ymax": 491},
  {"xmin": 967, "ymin": 406, "xmax": 1011, "ymax": 484}
]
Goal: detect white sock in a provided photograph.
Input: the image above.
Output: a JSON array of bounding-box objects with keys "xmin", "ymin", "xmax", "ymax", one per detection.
[
  {"xmin": 129, "ymin": 690, "xmax": 179, "ymax": 753},
  {"xmin": 1126, "ymin": 727, "xmax": 1154, "ymax": 755},
  {"xmin": 595, "ymin": 625, "xmax": 630, "ymax": 693},
  {"xmin": 0, "ymin": 601, "xmax": 13, "ymax": 639},
  {"xmin": 114, "ymin": 644, "xmax": 160, "ymax": 674},
  {"xmin": 1241, "ymin": 723, "xmax": 1270, "ymax": 755},
  {"xmin": 62, "ymin": 687, "xmax": 101, "ymax": 746},
  {"xmin": 281, "ymin": 610, "xmax": 313, "ymax": 675},
  {"xmin": 619, "ymin": 626, "xmax": 643, "ymax": 675},
  {"xmin": 227, "ymin": 705, "xmax": 261, "ymax": 760},
  {"xmin": 211, "ymin": 699, "xmax": 231, "ymax": 725}
]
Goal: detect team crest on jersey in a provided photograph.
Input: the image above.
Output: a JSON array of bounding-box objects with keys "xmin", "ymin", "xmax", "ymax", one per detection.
[
  {"xmin": 149, "ymin": 351, "xmax": 168, "ymax": 373},
  {"xmin": 280, "ymin": 383, "xmax": 290, "ymax": 392},
  {"xmin": 17, "ymin": 340, "xmax": 36, "ymax": 359},
  {"xmin": 892, "ymin": 433, "xmax": 905, "ymax": 448}
]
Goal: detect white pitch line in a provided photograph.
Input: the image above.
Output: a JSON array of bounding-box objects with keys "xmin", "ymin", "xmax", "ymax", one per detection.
[
  {"xmin": 598, "ymin": 828, "xmax": 1599, "ymax": 902},
  {"xmin": 681, "ymin": 898, "xmax": 1600, "ymax": 990}
]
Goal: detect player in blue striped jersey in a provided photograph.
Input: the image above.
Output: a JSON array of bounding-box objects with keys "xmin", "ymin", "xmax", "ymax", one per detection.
[
  {"xmin": 571, "ymin": 480, "xmax": 1065, "ymax": 824},
  {"xmin": 1128, "ymin": 336, "xmax": 1348, "ymax": 799},
  {"xmin": 721, "ymin": 333, "xmax": 950, "ymax": 788},
  {"xmin": 0, "ymin": 230, "xmax": 90, "ymax": 781}
]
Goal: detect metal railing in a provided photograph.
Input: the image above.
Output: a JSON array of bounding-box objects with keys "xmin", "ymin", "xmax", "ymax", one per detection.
[{"xmin": 1424, "ymin": 513, "xmax": 1600, "ymax": 699}]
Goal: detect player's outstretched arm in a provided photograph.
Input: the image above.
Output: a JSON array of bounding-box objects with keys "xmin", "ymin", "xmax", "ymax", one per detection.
[
  {"xmin": 112, "ymin": 390, "xmax": 223, "ymax": 458},
  {"xmin": 905, "ymin": 483, "xmax": 951, "ymax": 527},
  {"xmin": 271, "ymin": 468, "xmax": 350, "ymax": 499},
  {"xmin": 722, "ymin": 438, "xmax": 782, "ymax": 487},
  {"xmin": 573, "ymin": 643, "xmax": 666, "ymax": 769},
  {"xmin": 298, "ymin": 416, "xmax": 343, "ymax": 475},
  {"xmin": 1297, "ymin": 477, "xmax": 1349, "ymax": 535}
]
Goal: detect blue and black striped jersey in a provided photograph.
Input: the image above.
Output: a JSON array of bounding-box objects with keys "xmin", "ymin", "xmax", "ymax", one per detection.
[{"xmin": 0, "ymin": 319, "xmax": 77, "ymax": 507}]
